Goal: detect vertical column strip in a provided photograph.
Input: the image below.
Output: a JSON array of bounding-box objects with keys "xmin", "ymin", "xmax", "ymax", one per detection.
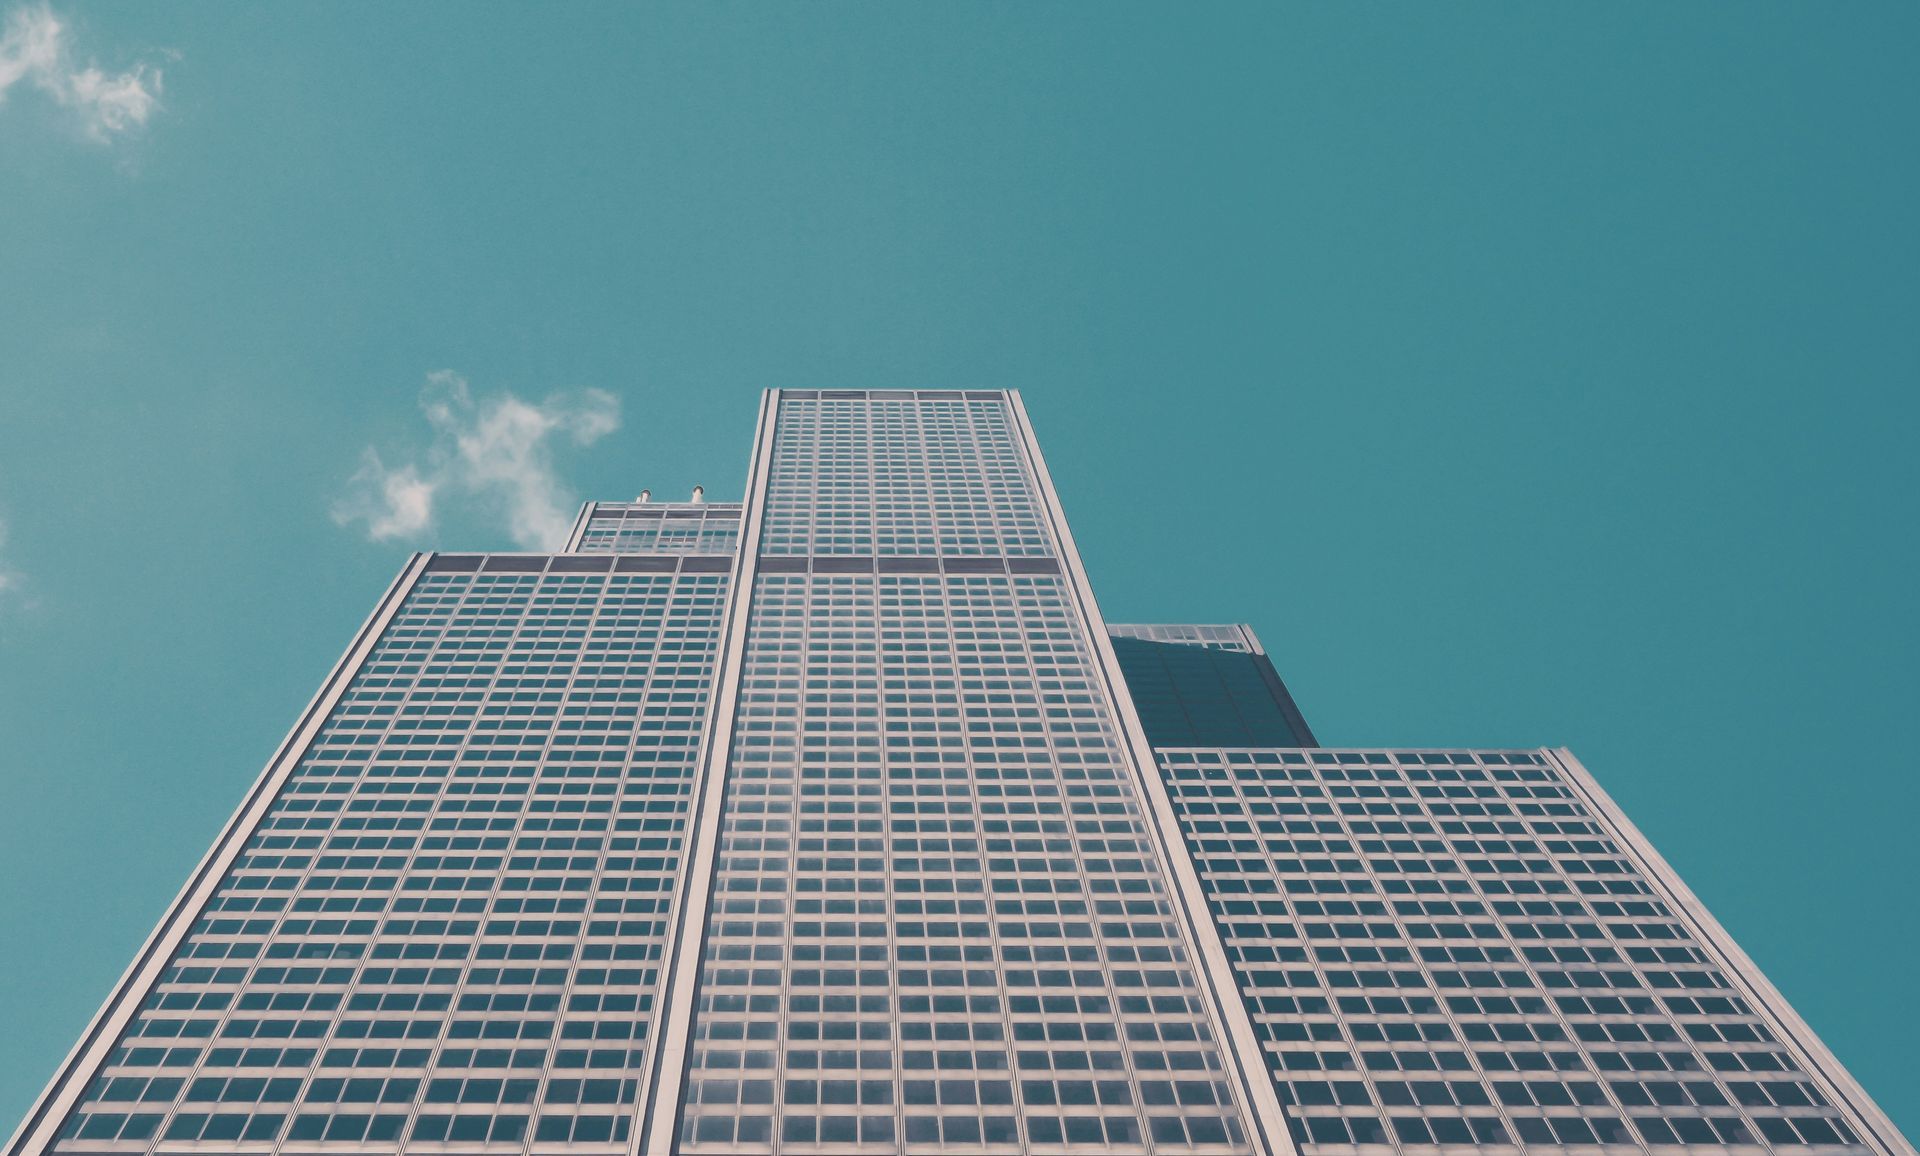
[
  {"xmin": 1544, "ymin": 748, "xmax": 1915, "ymax": 1156},
  {"xmin": 563, "ymin": 500, "xmax": 598, "ymax": 552},
  {"xmin": 631, "ymin": 391, "xmax": 780, "ymax": 1156},
  {"xmin": 1007, "ymin": 392, "xmax": 1299, "ymax": 1156},
  {"xmin": 2, "ymin": 552, "xmax": 432, "ymax": 1156}
]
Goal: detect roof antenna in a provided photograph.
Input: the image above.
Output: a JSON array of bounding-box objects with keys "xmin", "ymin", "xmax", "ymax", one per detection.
[
  {"xmin": 690, "ymin": 485, "xmax": 705, "ymax": 504},
  {"xmin": 635, "ymin": 489, "xmax": 651, "ymax": 503}
]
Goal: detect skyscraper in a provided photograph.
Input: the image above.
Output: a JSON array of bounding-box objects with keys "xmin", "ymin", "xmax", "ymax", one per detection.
[{"xmin": 8, "ymin": 389, "xmax": 1909, "ymax": 1156}]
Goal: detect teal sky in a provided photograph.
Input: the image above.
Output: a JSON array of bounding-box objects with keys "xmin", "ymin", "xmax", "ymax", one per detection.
[{"xmin": 2, "ymin": 2, "xmax": 1916, "ymax": 1137}]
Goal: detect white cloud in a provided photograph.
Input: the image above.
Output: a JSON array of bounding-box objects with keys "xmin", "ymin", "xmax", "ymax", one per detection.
[
  {"xmin": 333, "ymin": 371, "xmax": 621, "ymax": 551},
  {"xmin": 0, "ymin": 3, "xmax": 163, "ymax": 141},
  {"xmin": 0, "ymin": 515, "xmax": 23, "ymax": 609},
  {"xmin": 338, "ymin": 451, "xmax": 435, "ymax": 542}
]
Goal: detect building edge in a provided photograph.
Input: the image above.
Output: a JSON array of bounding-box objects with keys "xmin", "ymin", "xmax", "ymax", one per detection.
[
  {"xmin": 563, "ymin": 499, "xmax": 598, "ymax": 553},
  {"xmin": 1008, "ymin": 392, "xmax": 1301, "ymax": 1156},
  {"xmin": 2, "ymin": 552, "xmax": 433, "ymax": 1156},
  {"xmin": 1545, "ymin": 748, "xmax": 1915, "ymax": 1156},
  {"xmin": 632, "ymin": 388, "xmax": 781, "ymax": 1156},
  {"xmin": 1238, "ymin": 627, "xmax": 1318, "ymax": 748}
]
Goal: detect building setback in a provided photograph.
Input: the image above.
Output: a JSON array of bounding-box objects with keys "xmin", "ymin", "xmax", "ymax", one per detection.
[{"xmin": 7, "ymin": 390, "xmax": 1909, "ymax": 1156}]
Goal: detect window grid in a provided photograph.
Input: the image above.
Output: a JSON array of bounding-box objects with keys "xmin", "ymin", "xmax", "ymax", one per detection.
[
  {"xmin": 677, "ymin": 574, "xmax": 1253, "ymax": 1156},
  {"xmin": 576, "ymin": 503, "xmax": 744, "ymax": 556},
  {"xmin": 761, "ymin": 397, "xmax": 1053, "ymax": 559},
  {"xmin": 53, "ymin": 567, "xmax": 727, "ymax": 1154},
  {"xmin": 28, "ymin": 387, "xmax": 1904, "ymax": 1156},
  {"xmin": 1164, "ymin": 748, "xmax": 1871, "ymax": 1156}
]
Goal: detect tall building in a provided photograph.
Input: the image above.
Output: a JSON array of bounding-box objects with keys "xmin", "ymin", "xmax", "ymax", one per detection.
[{"xmin": 8, "ymin": 390, "xmax": 1909, "ymax": 1156}]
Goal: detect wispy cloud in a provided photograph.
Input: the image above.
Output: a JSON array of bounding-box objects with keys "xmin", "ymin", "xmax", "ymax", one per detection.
[
  {"xmin": 334, "ymin": 371, "xmax": 621, "ymax": 551},
  {"xmin": 0, "ymin": 514, "xmax": 24, "ymax": 611},
  {"xmin": 0, "ymin": 3, "xmax": 163, "ymax": 142}
]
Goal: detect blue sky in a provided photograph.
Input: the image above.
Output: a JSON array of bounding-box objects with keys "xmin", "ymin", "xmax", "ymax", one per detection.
[{"xmin": 2, "ymin": 1, "xmax": 1916, "ymax": 1137}]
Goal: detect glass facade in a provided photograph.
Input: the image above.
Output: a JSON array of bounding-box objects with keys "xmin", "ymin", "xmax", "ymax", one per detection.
[
  {"xmin": 1163, "ymin": 748, "xmax": 1876, "ymax": 1155},
  {"xmin": 1108, "ymin": 627, "xmax": 1315, "ymax": 749},
  {"xmin": 676, "ymin": 393, "xmax": 1253, "ymax": 1154},
  {"xmin": 43, "ymin": 554, "xmax": 727, "ymax": 1154},
  {"xmin": 8, "ymin": 389, "xmax": 1908, "ymax": 1156},
  {"xmin": 571, "ymin": 502, "xmax": 743, "ymax": 557}
]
